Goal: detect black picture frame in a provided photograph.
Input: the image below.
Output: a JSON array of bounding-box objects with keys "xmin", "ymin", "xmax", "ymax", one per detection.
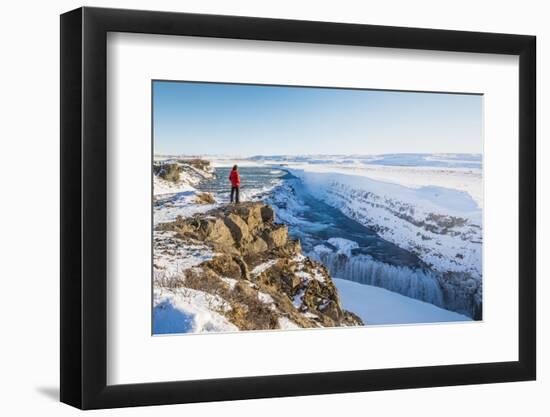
[{"xmin": 60, "ymin": 6, "xmax": 536, "ymax": 410}]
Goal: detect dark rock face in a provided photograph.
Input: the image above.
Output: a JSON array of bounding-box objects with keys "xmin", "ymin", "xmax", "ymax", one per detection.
[
  {"xmin": 260, "ymin": 205, "xmax": 275, "ymax": 223},
  {"xmin": 157, "ymin": 202, "xmax": 364, "ymax": 330}
]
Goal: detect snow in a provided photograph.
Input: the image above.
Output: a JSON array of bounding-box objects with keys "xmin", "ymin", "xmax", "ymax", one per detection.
[
  {"xmin": 153, "ymin": 288, "xmax": 238, "ymax": 334},
  {"xmin": 293, "ymin": 254, "xmax": 306, "ymax": 262},
  {"xmin": 291, "ymin": 167, "xmax": 481, "ymax": 220},
  {"xmin": 277, "ymin": 317, "xmax": 301, "ymax": 330},
  {"xmin": 153, "ymin": 174, "xmax": 195, "ymax": 196},
  {"xmin": 153, "ymin": 160, "xmax": 219, "ymax": 283},
  {"xmin": 333, "ymin": 278, "xmax": 471, "ymax": 325},
  {"xmin": 257, "ymin": 154, "xmax": 482, "ymax": 209},
  {"xmin": 154, "ymin": 192, "xmax": 218, "ymax": 225},
  {"xmin": 153, "ymin": 159, "xmax": 220, "ymax": 225},
  {"xmin": 153, "ymin": 160, "xmax": 235, "ymax": 335},
  {"xmin": 258, "ymin": 292, "xmax": 275, "ymax": 304},
  {"xmin": 153, "ymin": 231, "xmax": 214, "ymax": 283},
  {"xmin": 294, "ymin": 259, "xmax": 326, "ymax": 284},
  {"xmin": 311, "ymin": 268, "xmax": 326, "ymax": 283},
  {"xmin": 251, "ymin": 260, "xmax": 277, "ymax": 276},
  {"xmin": 292, "ymin": 289, "xmax": 305, "ymax": 308},
  {"xmin": 220, "ymin": 277, "xmax": 238, "ymax": 290}
]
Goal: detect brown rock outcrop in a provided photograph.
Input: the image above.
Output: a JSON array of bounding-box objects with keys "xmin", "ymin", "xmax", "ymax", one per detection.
[{"xmin": 157, "ymin": 201, "xmax": 364, "ymax": 330}]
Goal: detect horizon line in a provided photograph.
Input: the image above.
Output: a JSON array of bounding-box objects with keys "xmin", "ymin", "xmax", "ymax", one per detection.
[{"xmin": 153, "ymin": 152, "xmax": 482, "ymax": 157}]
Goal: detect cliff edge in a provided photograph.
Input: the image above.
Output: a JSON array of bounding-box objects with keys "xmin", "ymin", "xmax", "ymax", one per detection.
[{"xmin": 155, "ymin": 202, "xmax": 363, "ymax": 331}]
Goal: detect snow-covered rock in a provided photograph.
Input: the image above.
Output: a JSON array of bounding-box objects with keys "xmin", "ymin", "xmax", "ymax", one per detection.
[{"xmin": 153, "ymin": 159, "xmax": 215, "ymax": 196}]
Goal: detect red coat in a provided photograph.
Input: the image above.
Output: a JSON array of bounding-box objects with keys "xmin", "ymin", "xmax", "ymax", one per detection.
[{"xmin": 229, "ymin": 169, "xmax": 240, "ymax": 187}]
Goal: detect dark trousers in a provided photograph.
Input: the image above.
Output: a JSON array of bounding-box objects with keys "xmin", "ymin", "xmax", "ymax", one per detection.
[{"xmin": 230, "ymin": 186, "xmax": 240, "ymax": 203}]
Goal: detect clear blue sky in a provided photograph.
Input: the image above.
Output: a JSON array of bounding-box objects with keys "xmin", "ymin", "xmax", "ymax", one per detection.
[{"xmin": 153, "ymin": 81, "xmax": 482, "ymax": 156}]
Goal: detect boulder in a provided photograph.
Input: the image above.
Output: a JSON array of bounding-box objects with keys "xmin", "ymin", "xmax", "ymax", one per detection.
[
  {"xmin": 271, "ymin": 238, "xmax": 302, "ymax": 258},
  {"xmin": 245, "ymin": 237, "xmax": 269, "ymax": 254},
  {"xmin": 199, "ymin": 218, "xmax": 234, "ymax": 246},
  {"xmin": 224, "ymin": 203, "xmax": 264, "ymax": 231},
  {"xmin": 202, "ymin": 254, "xmax": 243, "ymax": 280},
  {"xmin": 224, "ymin": 213, "xmax": 251, "ymax": 246},
  {"xmin": 245, "ymin": 205, "xmax": 264, "ymax": 231},
  {"xmin": 263, "ymin": 224, "xmax": 288, "ymax": 249},
  {"xmin": 282, "ymin": 274, "xmax": 302, "ymax": 292},
  {"xmin": 164, "ymin": 216, "xmax": 236, "ymax": 249}
]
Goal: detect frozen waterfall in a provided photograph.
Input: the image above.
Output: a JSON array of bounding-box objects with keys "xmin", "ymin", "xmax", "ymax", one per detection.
[{"xmin": 310, "ymin": 250, "xmax": 445, "ymax": 308}]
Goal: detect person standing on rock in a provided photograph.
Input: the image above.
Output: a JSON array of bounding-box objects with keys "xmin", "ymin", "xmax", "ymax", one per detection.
[{"xmin": 229, "ymin": 165, "xmax": 241, "ymax": 204}]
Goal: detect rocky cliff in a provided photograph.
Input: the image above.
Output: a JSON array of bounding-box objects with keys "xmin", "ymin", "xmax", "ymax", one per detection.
[
  {"xmin": 153, "ymin": 159, "xmax": 215, "ymax": 196},
  {"xmin": 156, "ymin": 202, "xmax": 363, "ymax": 331}
]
